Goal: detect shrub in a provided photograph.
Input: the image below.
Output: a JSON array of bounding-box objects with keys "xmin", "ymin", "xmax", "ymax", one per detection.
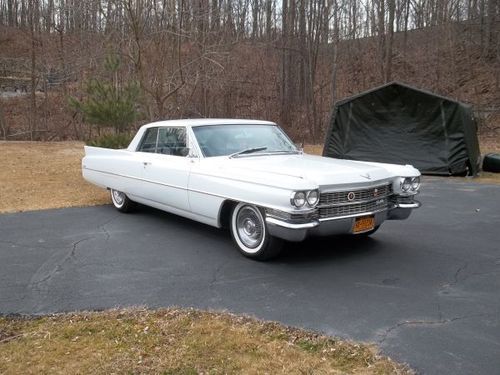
[
  {"xmin": 69, "ymin": 54, "xmax": 141, "ymax": 134},
  {"xmin": 87, "ymin": 133, "xmax": 134, "ymax": 149}
]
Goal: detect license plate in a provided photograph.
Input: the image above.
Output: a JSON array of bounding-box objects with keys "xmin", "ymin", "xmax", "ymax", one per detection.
[{"xmin": 352, "ymin": 216, "xmax": 375, "ymax": 234}]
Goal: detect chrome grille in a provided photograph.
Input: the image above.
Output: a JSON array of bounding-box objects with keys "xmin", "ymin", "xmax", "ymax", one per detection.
[
  {"xmin": 319, "ymin": 198, "xmax": 388, "ymax": 219},
  {"xmin": 319, "ymin": 183, "xmax": 392, "ymax": 206},
  {"xmin": 318, "ymin": 183, "xmax": 393, "ymax": 219}
]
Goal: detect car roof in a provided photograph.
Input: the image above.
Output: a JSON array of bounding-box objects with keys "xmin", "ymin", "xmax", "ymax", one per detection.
[{"xmin": 140, "ymin": 119, "xmax": 277, "ymax": 128}]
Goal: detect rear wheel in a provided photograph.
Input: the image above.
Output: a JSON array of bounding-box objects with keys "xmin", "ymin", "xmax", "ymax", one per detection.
[
  {"xmin": 110, "ymin": 189, "xmax": 136, "ymax": 213},
  {"xmin": 230, "ymin": 202, "xmax": 283, "ymax": 260}
]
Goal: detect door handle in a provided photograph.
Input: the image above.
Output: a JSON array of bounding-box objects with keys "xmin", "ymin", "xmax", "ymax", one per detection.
[{"xmin": 143, "ymin": 161, "xmax": 152, "ymax": 166}]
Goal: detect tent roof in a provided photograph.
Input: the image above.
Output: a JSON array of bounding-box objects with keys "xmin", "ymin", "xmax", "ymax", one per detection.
[
  {"xmin": 335, "ymin": 81, "xmax": 471, "ymax": 108},
  {"xmin": 324, "ymin": 81, "xmax": 481, "ymax": 176}
]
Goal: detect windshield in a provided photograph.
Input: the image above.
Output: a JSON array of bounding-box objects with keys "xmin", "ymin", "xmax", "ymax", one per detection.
[{"xmin": 192, "ymin": 124, "xmax": 298, "ymax": 157}]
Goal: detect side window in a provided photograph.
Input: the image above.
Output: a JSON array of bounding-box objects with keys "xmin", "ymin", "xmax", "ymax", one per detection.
[
  {"xmin": 156, "ymin": 127, "xmax": 188, "ymax": 156},
  {"xmin": 137, "ymin": 127, "xmax": 158, "ymax": 153}
]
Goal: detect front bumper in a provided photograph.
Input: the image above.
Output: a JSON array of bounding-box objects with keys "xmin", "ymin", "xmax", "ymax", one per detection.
[{"xmin": 265, "ymin": 201, "xmax": 421, "ymax": 242}]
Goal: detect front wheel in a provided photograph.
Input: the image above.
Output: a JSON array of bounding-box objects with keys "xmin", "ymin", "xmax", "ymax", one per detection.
[
  {"xmin": 110, "ymin": 189, "xmax": 136, "ymax": 213},
  {"xmin": 230, "ymin": 203, "xmax": 283, "ymax": 260}
]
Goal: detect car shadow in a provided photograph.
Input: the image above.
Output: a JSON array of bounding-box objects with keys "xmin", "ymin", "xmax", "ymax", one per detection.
[
  {"xmin": 133, "ymin": 205, "xmax": 382, "ymax": 263},
  {"xmin": 274, "ymin": 235, "xmax": 383, "ymax": 264},
  {"xmin": 136, "ymin": 205, "xmax": 225, "ymax": 233}
]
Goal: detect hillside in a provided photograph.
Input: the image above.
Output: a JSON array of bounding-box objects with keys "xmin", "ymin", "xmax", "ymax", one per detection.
[{"xmin": 0, "ymin": 18, "xmax": 498, "ymax": 144}]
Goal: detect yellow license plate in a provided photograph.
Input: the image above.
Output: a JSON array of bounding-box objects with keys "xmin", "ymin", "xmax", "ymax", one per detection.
[{"xmin": 352, "ymin": 216, "xmax": 375, "ymax": 234}]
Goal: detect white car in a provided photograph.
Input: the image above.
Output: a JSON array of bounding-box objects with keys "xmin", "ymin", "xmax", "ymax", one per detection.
[{"xmin": 82, "ymin": 119, "xmax": 421, "ymax": 260}]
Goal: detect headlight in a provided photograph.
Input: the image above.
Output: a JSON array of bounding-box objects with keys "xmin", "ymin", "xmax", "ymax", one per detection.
[
  {"xmin": 400, "ymin": 177, "xmax": 412, "ymax": 192},
  {"xmin": 410, "ymin": 177, "xmax": 420, "ymax": 191},
  {"xmin": 306, "ymin": 190, "xmax": 319, "ymax": 207},
  {"xmin": 291, "ymin": 191, "xmax": 306, "ymax": 207}
]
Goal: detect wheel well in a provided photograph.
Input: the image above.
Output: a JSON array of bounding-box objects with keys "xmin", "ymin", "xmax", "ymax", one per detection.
[{"xmin": 218, "ymin": 200, "xmax": 238, "ymax": 229}]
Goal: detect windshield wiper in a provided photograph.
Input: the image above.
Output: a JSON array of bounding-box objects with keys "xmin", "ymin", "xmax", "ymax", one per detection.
[
  {"xmin": 229, "ymin": 146, "xmax": 267, "ymax": 158},
  {"xmin": 266, "ymin": 150, "xmax": 301, "ymax": 154}
]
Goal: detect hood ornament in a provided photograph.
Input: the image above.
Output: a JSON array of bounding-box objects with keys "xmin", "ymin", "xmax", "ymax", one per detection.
[{"xmin": 360, "ymin": 173, "xmax": 371, "ymax": 180}]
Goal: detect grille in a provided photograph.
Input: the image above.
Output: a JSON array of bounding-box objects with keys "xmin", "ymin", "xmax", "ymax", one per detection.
[
  {"xmin": 319, "ymin": 198, "xmax": 388, "ymax": 219},
  {"xmin": 319, "ymin": 183, "xmax": 392, "ymax": 206}
]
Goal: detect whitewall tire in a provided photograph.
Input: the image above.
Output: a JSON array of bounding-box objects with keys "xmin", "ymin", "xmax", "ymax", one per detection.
[
  {"xmin": 110, "ymin": 189, "xmax": 135, "ymax": 213},
  {"xmin": 230, "ymin": 202, "xmax": 283, "ymax": 260}
]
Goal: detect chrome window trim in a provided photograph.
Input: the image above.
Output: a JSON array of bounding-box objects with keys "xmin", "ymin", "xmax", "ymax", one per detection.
[{"xmin": 136, "ymin": 126, "xmax": 159, "ymax": 153}]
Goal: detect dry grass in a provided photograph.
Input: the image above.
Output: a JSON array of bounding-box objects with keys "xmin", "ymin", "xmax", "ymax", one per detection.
[
  {"xmin": 0, "ymin": 308, "xmax": 411, "ymax": 374},
  {"xmin": 304, "ymin": 144, "xmax": 324, "ymax": 155},
  {"xmin": 479, "ymin": 133, "xmax": 500, "ymax": 154},
  {"xmin": 0, "ymin": 141, "xmax": 109, "ymax": 214},
  {"xmin": 0, "ymin": 139, "xmax": 498, "ymax": 215}
]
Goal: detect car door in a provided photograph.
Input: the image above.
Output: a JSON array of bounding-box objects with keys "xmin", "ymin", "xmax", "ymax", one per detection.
[{"xmin": 137, "ymin": 126, "xmax": 192, "ymax": 213}]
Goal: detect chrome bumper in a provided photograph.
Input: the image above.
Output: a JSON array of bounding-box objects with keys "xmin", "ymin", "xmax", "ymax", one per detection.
[{"xmin": 265, "ymin": 200, "xmax": 421, "ymax": 242}]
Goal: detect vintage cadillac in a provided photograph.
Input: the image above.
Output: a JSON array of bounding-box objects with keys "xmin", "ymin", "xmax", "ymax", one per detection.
[{"xmin": 82, "ymin": 119, "xmax": 421, "ymax": 260}]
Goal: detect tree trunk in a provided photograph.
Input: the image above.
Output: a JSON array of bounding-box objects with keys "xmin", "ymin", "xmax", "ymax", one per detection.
[
  {"xmin": 385, "ymin": 0, "xmax": 395, "ymax": 82},
  {"xmin": 377, "ymin": 0, "xmax": 386, "ymax": 80},
  {"xmin": 29, "ymin": 0, "xmax": 37, "ymax": 141},
  {"xmin": 485, "ymin": 0, "xmax": 498, "ymax": 57},
  {"xmin": 252, "ymin": 0, "xmax": 259, "ymax": 39},
  {"xmin": 0, "ymin": 100, "xmax": 8, "ymax": 140},
  {"xmin": 280, "ymin": 0, "xmax": 290, "ymax": 126},
  {"xmin": 265, "ymin": 0, "xmax": 272, "ymax": 40},
  {"xmin": 46, "ymin": 0, "xmax": 53, "ymax": 32},
  {"xmin": 7, "ymin": 0, "xmax": 15, "ymax": 26}
]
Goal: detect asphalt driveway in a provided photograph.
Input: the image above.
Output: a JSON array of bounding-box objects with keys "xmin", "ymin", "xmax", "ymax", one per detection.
[{"xmin": 1, "ymin": 179, "xmax": 499, "ymax": 374}]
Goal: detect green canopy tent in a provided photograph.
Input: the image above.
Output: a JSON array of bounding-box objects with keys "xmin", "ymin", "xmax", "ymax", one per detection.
[{"xmin": 323, "ymin": 82, "xmax": 481, "ymax": 176}]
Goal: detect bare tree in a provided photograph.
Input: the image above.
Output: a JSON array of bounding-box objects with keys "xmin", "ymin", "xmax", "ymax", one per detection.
[
  {"xmin": 0, "ymin": 0, "xmax": 498, "ymax": 142},
  {"xmin": 0, "ymin": 100, "xmax": 8, "ymax": 139},
  {"xmin": 385, "ymin": 0, "xmax": 395, "ymax": 82}
]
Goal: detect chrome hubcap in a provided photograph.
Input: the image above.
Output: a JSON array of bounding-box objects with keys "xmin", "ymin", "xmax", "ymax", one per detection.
[
  {"xmin": 236, "ymin": 206, "xmax": 263, "ymax": 249},
  {"xmin": 112, "ymin": 190, "xmax": 125, "ymax": 206}
]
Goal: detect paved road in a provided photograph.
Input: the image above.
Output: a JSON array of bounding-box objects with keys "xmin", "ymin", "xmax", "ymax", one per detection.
[{"xmin": 1, "ymin": 179, "xmax": 499, "ymax": 374}]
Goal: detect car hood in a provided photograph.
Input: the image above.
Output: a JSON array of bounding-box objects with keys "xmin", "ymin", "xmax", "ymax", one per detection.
[{"xmin": 199, "ymin": 153, "xmax": 418, "ymax": 189}]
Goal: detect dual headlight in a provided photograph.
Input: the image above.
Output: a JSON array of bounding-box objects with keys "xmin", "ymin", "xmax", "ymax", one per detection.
[
  {"xmin": 290, "ymin": 190, "xmax": 319, "ymax": 208},
  {"xmin": 400, "ymin": 177, "xmax": 420, "ymax": 193}
]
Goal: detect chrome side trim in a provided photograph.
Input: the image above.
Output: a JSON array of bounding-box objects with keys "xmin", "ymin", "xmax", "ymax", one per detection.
[
  {"xmin": 85, "ymin": 167, "xmax": 187, "ymax": 191},
  {"xmin": 265, "ymin": 217, "xmax": 319, "ymax": 229},
  {"xmin": 86, "ymin": 167, "xmax": 304, "ymax": 214}
]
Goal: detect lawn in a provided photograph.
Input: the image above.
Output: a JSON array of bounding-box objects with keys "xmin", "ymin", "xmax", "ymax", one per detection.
[
  {"xmin": 0, "ymin": 309, "xmax": 411, "ymax": 374},
  {"xmin": 0, "ymin": 141, "xmax": 109, "ymax": 214}
]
